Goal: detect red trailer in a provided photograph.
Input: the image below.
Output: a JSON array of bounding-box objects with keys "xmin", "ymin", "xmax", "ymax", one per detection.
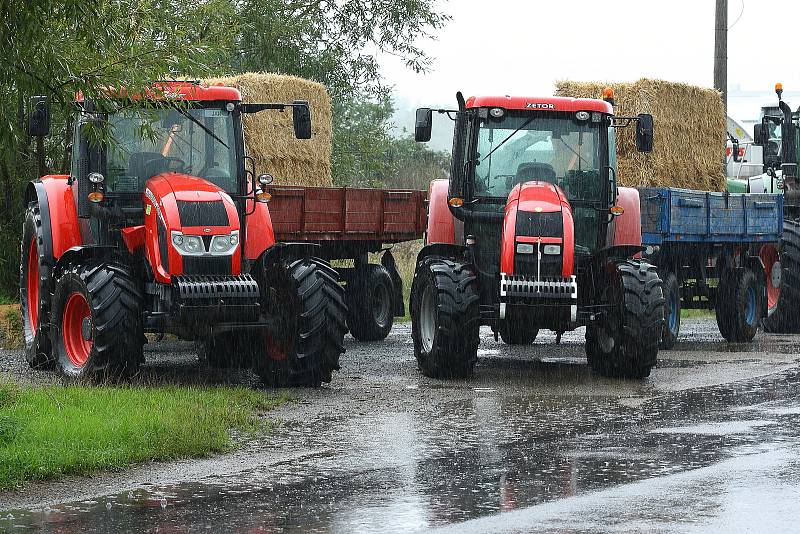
[{"xmin": 265, "ymin": 185, "xmax": 427, "ymax": 340}]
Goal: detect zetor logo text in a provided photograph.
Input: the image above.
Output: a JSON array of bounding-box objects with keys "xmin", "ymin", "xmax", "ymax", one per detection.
[{"xmin": 526, "ymin": 103, "xmax": 556, "ymax": 109}]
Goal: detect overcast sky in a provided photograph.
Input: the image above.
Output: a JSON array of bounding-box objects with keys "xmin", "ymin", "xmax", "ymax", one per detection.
[{"xmin": 378, "ymin": 0, "xmax": 800, "ymax": 148}]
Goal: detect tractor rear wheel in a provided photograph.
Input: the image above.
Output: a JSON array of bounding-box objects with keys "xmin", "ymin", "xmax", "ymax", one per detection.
[
  {"xmin": 20, "ymin": 202, "xmax": 53, "ymax": 368},
  {"xmin": 659, "ymin": 271, "xmax": 681, "ymax": 350},
  {"xmin": 51, "ymin": 262, "xmax": 143, "ymax": 379},
  {"xmin": 715, "ymin": 268, "xmax": 760, "ymax": 342},
  {"xmin": 346, "ymin": 264, "xmax": 394, "ymax": 341},
  {"xmin": 586, "ymin": 260, "xmax": 664, "ymax": 379},
  {"xmin": 762, "ymin": 220, "xmax": 800, "ymax": 333},
  {"xmin": 410, "ymin": 258, "xmax": 480, "ymax": 379},
  {"xmin": 499, "ymin": 317, "xmax": 538, "ymax": 345},
  {"xmin": 254, "ymin": 258, "xmax": 347, "ymax": 387}
]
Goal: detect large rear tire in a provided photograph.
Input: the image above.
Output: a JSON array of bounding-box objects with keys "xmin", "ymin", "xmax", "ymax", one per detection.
[
  {"xmin": 586, "ymin": 260, "xmax": 664, "ymax": 379},
  {"xmin": 410, "ymin": 258, "xmax": 480, "ymax": 379},
  {"xmin": 346, "ymin": 264, "xmax": 394, "ymax": 341},
  {"xmin": 762, "ymin": 220, "xmax": 800, "ymax": 333},
  {"xmin": 254, "ymin": 258, "xmax": 347, "ymax": 387},
  {"xmin": 20, "ymin": 202, "xmax": 53, "ymax": 368},
  {"xmin": 51, "ymin": 263, "xmax": 143, "ymax": 378},
  {"xmin": 715, "ymin": 268, "xmax": 760, "ymax": 342},
  {"xmin": 659, "ymin": 271, "xmax": 680, "ymax": 350}
]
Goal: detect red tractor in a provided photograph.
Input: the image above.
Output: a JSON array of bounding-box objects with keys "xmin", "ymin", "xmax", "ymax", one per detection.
[
  {"xmin": 411, "ymin": 91, "xmax": 664, "ymax": 379},
  {"xmin": 20, "ymin": 82, "xmax": 347, "ymax": 386}
]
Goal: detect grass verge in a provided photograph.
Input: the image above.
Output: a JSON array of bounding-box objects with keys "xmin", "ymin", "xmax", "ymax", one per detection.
[
  {"xmin": 0, "ymin": 380, "xmax": 288, "ymax": 490},
  {"xmin": 1, "ymin": 305, "xmax": 22, "ymax": 349}
]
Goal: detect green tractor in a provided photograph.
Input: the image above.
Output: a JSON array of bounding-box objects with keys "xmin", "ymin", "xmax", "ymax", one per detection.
[{"xmin": 727, "ymin": 84, "xmax": 800, "ymax": 332}]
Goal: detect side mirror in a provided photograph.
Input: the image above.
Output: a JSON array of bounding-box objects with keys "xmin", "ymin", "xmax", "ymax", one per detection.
[
  {"xmin": 292, "ymin": 101, "xmax": 312, "ymax": 139},
  {"xmin": 28, "ymin": 96, "xmax": 50, "ymax": 137},
  {"xmin": 415, "ymin": 108, "xmax": 433, "ymax": 142},
  {"xmin": 732, "ymin": 140, "xmax": 741, "ymax": 162},
  {"xmin": 753, "ymin": 124, "xmax": 763, "ymax": 146},
  {"xmin": 635, "ymin": 113, "xmax": 653, "ymax": 152}
]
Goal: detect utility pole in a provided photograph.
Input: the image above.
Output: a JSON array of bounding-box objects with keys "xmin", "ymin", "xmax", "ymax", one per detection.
[{"xmin": 714, "ymin": 0, "xmax": 728, "ymax": 114}]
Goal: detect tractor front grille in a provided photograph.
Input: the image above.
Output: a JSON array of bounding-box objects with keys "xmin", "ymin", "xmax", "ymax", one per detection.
[
  {"xmin": 177, "ymin": 200, "xmax": 229, "ymax": 227},
  {"xmin": 172, "ymin": 274, "xmax": 260, "ymax": 303},
  {"xmin": 500, "ymin": 274, "xmax": 577, "ymax": 300}
]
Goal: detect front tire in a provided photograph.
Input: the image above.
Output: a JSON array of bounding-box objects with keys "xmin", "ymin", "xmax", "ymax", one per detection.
[
  {"xmin": 51, "ymin": 263, "xmax": 143, "ymax": 378},
  {"xmin": 410, "ymin": 258, "xmax": 480, "ymax": 379},
  {"xmin": 762, "ymin": 221, "xmax": 800, "ymax": 333},
  {"xmin": 254, "ymin": 258, "xmax": 347, "ymax": 387},
  {"xmin": 587, "ymin": 260, "xmax": 664, "ymax": 379},
  {"xmin": 715, "ymin": 268, "xmax": 760, "ymax": 342},
  {"xmin": 346, "ymin": 264, "xmax": 394, "ymax": 341},
  {"xmin": 20, "ymin": 202, "xmax": 53, "ymax": 368},
  {"xmin": 659, "ymin": 271, "xmax": 680, "ymax": 350}
]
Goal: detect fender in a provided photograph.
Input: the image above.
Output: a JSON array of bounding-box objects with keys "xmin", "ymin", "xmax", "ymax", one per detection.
[
  {"xmin": 594, "ymin": 244, "xmax": 646, "ymax": 266},
  {"xmin": 53, "ymin": 245, "xmax": 118, "ymax": 278},
  {"xmin": 244, "ymin": 197, "xmax": 276, "ymax": 260},
  {"xmin": 613, "ymin": 187, "xmax": 642, "ymax": 249},
  {"xmin": 380, "ymin": 249, "xmax": 405, "ymax": 317},
  {"xmin": 416, "ymin": 243, "xmax": 467, "ymax": 266},
  {"xmin": 259, "ymin": 242, "xmax": 321, "ymax": 269},
  {"xmin": 426, "ymin": 179, "xmax": 455, "ymax": 244},
  {"xmin": 26, "ymin": 176, "xmax": 81, "ymax": 262}
]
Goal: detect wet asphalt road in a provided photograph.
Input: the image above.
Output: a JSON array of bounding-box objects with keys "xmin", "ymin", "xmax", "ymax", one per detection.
[{"xmin": 2, "ymin": 318, "xmax": 800, "ymax": 532}]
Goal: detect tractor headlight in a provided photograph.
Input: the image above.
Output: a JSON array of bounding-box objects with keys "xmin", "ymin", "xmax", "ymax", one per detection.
[
  {"xmin": 516, "ymin": 243, "xmax": 534, "ymax": 254},
  {"xmin": 210, "ymin": 231, "xmax": 239, "ymax": 254},
  {"xmin": 171, "ymin": 232, "xmax": 204, "ymax": 256},
  {"xmin": 542, "ymin": 244, "xmax": 561, "ymax": 255}
]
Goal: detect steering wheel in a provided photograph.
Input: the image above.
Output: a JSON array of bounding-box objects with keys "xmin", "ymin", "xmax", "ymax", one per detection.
[{"xmin": 163, "ymin": 157, "xmax": 188, "ymax": 174}]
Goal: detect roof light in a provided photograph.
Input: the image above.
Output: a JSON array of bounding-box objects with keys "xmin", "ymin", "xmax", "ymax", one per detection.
[
  {"xmin": 489, "ymin": 107, "xmax": 505, "ymax": 118},
  {"xmin": 88, "ymin": 172, "xmax": 104, "ymax": 184},
  {"xmin": 256, "ymin": 191, "xmax": 272, "ymax": 203},
  {"xmin": 602, "ymin": 87, "xmax": 615, "ymax": 105},
  {"xmin": 575, "ymin": 111, "xmax": 590, "ymax": 121},
  {"xmin": 610, "ymin": 205, "xmax": 625, "ymax": 216},
  {"xmin": 87, "ymin": 191, "xmax": 104, "ymax": 203},
  {"xmin": 449, "ymin": 197, "xmax": 464, "ymax": 208},
  {"xmin": 776, "ymin": 82, "xmax": 784, "ymax": 99}
]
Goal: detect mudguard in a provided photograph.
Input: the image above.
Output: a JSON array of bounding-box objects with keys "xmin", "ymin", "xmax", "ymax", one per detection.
[
  {"xmin": 25, "ymin": 176, "xmax": 81, "ymax": 263},
  {"xmin": 415, "ymin": 243, "xmax": 467, "ymax": 266},
  {"xmin": 613, "ymin": 187, "xmax": 642, "ymax": 248},
  {"xmin": 426, "ymin": 179, "xmax": 455, "ymax": 244},
  {"xmin": 244, "ymin": 197, "xmax": 276, "ymax": 260}
]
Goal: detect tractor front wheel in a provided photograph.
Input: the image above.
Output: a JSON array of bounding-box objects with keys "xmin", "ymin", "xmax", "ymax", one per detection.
[
  {"xmin": 254, "ymin": 258, "xmax": 347, "ymax": 387},
  {"xmin": 586, "ymin": 260, "xmax": 664, "ymax": 379},
  {"xmin": 51, "ymin": 263, "xmax": 143, "ymax": 379},
  {"xmin": 410, "ymin": 258, "xmax": 480, "ymax": 379},
  {"xmin": 762, "ymin": 221, "xmax": 800, "ymax": 333}
]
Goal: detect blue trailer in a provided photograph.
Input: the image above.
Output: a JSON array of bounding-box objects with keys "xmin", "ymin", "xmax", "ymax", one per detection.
[{"xmin": 639, "ymin": 187, "xmax": 784, "ymax": 347}]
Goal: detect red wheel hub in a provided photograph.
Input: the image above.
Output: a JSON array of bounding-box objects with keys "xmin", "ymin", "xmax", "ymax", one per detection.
[
  {"xmin": 265, "ymin": 333, "xmax": 287, "ymax": 361},
  {"xmin": 760, "ymin": 244, "xmax": 781, "ymax": 313},
  {"xmin": 26, "ymin": 239, "xmax": 39, "ymax": 330},
  {"xmin": 62, "ymin": 292, "xmax": 92, "ymax": 367}
]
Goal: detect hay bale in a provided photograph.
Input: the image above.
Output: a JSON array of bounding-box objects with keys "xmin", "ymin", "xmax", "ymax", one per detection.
[
  {"xmin": 205, "ymin": 73, "xmax": 332, "ymax": 186},
  {"xmin": 555, "ymin": 78, "xmax": 726, "ymax": 191}
]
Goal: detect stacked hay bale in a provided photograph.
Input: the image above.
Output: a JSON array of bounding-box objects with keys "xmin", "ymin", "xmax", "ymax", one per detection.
[
  {"xmin": 555, "ymin": 78, "xmax": 726, "ymax": 191},
  {"xmin": 205, "ymin": 73, "xmax": 332, "ymax": 186}
]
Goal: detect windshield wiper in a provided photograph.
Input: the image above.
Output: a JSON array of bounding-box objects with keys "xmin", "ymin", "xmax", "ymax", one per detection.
[
  {"xmin": 169, "ymin": 103, "xmax": 229, "ymax": 149},
  {"xmin": 482, "ymin": 116, "xmax": 536, "ymax": 162}
]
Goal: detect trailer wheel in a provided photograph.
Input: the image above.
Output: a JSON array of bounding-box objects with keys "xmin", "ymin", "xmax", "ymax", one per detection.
[
  {"xmin": 51, "ymin": 263, "xmax": 143, "ymax": 378},
  {"xmin": 410, "ymin": 258, "xmax": 480, "ymax": 379},
  {"xmin": 346, "ymin": 264, "xmax": 394, "ymax": 341},
  {"xmin": 499, "ymin": 317, "xmax": 538, "ymax": 344},
  {"xmin": 586, "ymin": 260, "xmax": 664, "ymax": 379},
  {"xmin": 659, "ymin": 272, "xmax": 680, "ymax": 350},
  {"xmin": 716, "ymin": 268, "xmax": 760, "ymax": 342},
  {"xmin": 763, "ymin": 220, "xmax": 800, "ymax": 333},
  {"xmin": 20, "ymin": 202, "xmax": 54, "ymax": 369},
  {"xmin": 255, "ymin": 258, "xmax": 347, "ymax": 387}
]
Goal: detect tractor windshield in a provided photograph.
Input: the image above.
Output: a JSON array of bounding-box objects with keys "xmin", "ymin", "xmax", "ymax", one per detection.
[
  {"xmin": 105, "ymin": 106, "xmax": 238, "ymax": 193},
  {"xmin": 474, "ymin": 112, "xmax": 603, "ymax": 202}
]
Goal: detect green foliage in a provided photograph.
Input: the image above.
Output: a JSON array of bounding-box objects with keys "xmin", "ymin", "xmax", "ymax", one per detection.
[{"xmin": 0, "ymin": 383, "xmax": 287, "ymax": 489}]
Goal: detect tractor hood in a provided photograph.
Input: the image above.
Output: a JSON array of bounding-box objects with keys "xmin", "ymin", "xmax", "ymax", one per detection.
[
  {"xmin": 142, "ymin": 172, "xmax": 242, "ymax": 284},
  {"xmin": 500, "ymin": 181, "xmax": 574, "ymax": 278}
]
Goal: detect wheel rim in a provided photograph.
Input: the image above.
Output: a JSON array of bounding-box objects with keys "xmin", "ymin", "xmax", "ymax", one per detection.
[
  {"xmin": 265, "ymin": 332, "xmax": 288, "ymax": 361},
  {"xmin": 371, "ymin": 282, "xmax": 391, "ymax": 328},
  {"xmin": 62, "ymin": 292, "xmax": 92, "ymax": 367},
  {"xmin": 760, "ymin": 244, "xmax": 781, "ymax": 314},
  {"xmin": 745, "ymin": 285, "xmax": 756, "ymax": 326},
  {"xmin": 419, "ymin": 283, "xmax": 436, "ymax": 353},
  {"xmin": 598, "ymin": 325, "xmax": 616, "ymax": 353},
  {"xmin": 26, "ymin": 238, "xmax": 39, "ymax": 330},
  {"xmin": 667, "ymin": 288, "xmax": 678, "ymax": 333}
]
